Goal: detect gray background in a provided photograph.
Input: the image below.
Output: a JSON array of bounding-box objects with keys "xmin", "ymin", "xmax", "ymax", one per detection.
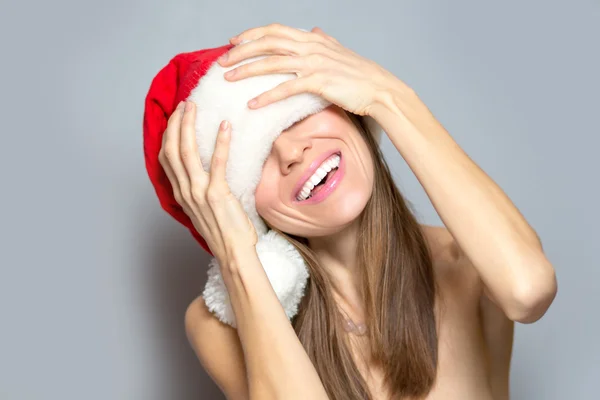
[{"xmin": 0, "ymin": 0, "xmax": 598, "ymax": 399}]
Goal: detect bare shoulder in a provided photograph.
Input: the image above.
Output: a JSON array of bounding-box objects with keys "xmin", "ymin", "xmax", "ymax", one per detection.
[
  {"xmin": 420, "ymin": 224, "xmax": 514, "ymax": 397},
  {"xmin": 419, "ymin": 223, "xmax": 481, "ymax": 300},
  {"xmin": 420, "ymin": 223, "xmax": 510, "ymax": 310},
  {"xmin": 184, "ymin": 296, "xmax": 249, "ymax": 400}
]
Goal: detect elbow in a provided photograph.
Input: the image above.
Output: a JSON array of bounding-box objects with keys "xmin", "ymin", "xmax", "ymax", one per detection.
[{"xmin": 507, "ymin": 261, "xmax": 558, "ymax": 324}]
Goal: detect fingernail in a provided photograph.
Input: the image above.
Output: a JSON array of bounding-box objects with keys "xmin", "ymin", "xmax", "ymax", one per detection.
[
  {"xmin": 221, "ymin": 120, "xmax": 229, "ymax": 130},
  {"xmin": 176, "ymin": 101, "xmax": 185, "ymax": 110},
  {"xmin": 185, "ymin": 101, "xmax": 193, "ymax": 111},
  {"xmin": 248, "ymin": 98, "xmax": 258, "ymax": 108}
]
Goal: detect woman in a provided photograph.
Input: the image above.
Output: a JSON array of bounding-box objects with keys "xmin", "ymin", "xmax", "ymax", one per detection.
[{"xmin": 161, "ymin": 24, "xmax": 557, "ymax": 399}]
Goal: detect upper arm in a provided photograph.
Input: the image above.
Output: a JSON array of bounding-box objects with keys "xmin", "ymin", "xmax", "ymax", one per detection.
[{"xmin": 184, "ymin": 296, "xmax": 249, "ymax": 400}]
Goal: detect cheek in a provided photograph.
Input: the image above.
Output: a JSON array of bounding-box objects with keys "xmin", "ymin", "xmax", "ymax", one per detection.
[
  {"xmin": 255, "ymin": 174, "xmax": 278, "ymax": 216},
  {"xmin": 362, "ymin": 146, "xmax": 376, "ymax": 186}
]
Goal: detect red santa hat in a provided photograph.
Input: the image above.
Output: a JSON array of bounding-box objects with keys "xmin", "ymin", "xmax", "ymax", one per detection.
[{"xmin": 143, "ymin": 35, "xmax": 383, "ymax": 328}]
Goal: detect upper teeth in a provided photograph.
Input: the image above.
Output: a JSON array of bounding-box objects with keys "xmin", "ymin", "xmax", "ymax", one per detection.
[{"xmin": 296, "ymin": 154, "xmax": 341, "ymax": 201}]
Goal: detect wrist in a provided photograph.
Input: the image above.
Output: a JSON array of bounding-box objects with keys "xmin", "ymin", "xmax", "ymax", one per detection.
[
  {"xmin": 227, "ymin": 246, "xmax": 260, "ymax": 273},
  {"xmin": 373, "ymin": 73, "xmax": 407, "ymax": 107},
  {"xmin": 367, "ymin": 80, "xmax": 410, "ymax": 133},
  {"xmin": 368, "ymin": 77, "xmax": 410, "ymax": 119},
  {"xmin": 369, "ymin": 78, "xmax": 441, "ymax": 136}
]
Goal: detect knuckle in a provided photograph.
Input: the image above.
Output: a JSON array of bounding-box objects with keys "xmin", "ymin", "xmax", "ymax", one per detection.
[
  {"xmin": 280, "ymin": 84, "xmax": 292, "ymax": 97},
  {"xmin": 216, "ymin": 134, "xmax": 229, "ymax": 144},
  {"xmin": 313, "ymin": 41, "xmax": 328, "ymax": 52},
  {"xmin": 206, "ymin": 188, "xmax": 222, "ymax": 204},
  {"xmin": 267, "ymin": 56, "xmax": 281, "ymax": 67},
  {"xmin": 180, "ymin": 148, "xmax": 193, "ymax": 162},
  {"xmin": 173, "ymin": 190, "xmax": 183, "ymax": 206},
  {"xmin": 163, "ymin": 146, "xmax": 178, "ymax": 162},
  {"xmin": 305, "ymin": 53, "xmax": 324, "ymax": 69},
  {"xmin": 234, "ymin": 65, "xmax": 247, "ymax": 76},
  {"xmin": 314, "ymin": 70, "xmax": 330, "ymax": 84},
  {"xmin": 326, "ymin": 31, "xmax": 339, "ymax": 41},
  {"xmin": 180, "ymin": 190, "xmax": 192, "ymax": 205},
  {"xmin": 256, "ymin": 34, "xmax": 272, "ymax": 44},
  {"xmin": 323, "ymin": 34, "xmax": 340, "ymax": 45},
  {"xmin": 191, "ymin": 185, "xmax": 207, "ymax": 205},
  {"xmin": 211, "ymin": 155, "xmax": 223, "ymax": 167}
]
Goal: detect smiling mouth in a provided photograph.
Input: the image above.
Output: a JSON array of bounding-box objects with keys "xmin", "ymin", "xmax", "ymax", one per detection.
[{"xmin": 295, "ymin": 152, "xmax": 342, "ymax": 202}]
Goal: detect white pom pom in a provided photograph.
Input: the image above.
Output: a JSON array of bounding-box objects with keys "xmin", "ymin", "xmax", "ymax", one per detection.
[
  {"xmin": 202, "ymin": 230, "xmax": 309, "ymax": 328},
  {"xmin": 202, "ymin": 258, "xmax": 236, "ymax": 326},
  {"xmin": 255, "ymin": 230, "xmax": 310, "ymax": 319}
]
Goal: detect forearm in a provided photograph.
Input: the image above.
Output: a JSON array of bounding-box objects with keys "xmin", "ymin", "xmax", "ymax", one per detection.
[
  {"xmin": 221, "ymin": 249, "xmax": 329, "ymax": 400},
  {"xmin": 370, "ymin": 82, "xmax": 557, "ymax": 321}
]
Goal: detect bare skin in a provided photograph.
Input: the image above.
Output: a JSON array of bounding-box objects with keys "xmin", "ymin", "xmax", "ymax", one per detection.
[
  {"xmin": 185, "ymin": 224, "xmax": 514, "ymax": 400},
  {"xmin": 345, "ymin": 224, "xmax": 514, "ymax": 400},
  {"xmin": 179, "ymin": 24, "xmax": 552, "ymax": 400}
]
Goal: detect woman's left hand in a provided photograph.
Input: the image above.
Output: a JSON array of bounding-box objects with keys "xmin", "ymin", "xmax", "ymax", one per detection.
[{"xmin": 218, "ymin": 23, "xmax": 407, "ymax": 117}]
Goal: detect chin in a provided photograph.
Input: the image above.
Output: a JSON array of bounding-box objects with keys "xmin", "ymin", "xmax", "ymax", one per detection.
[{"xmin": 267, "ymin": 189, "xmax": 371, "ymax": 238}]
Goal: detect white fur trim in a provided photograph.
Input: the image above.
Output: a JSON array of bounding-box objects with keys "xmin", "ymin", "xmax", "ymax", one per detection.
[
  {"xmin": 190, "ymin": 38, "xmax": 326, "ymax": 327},
  {"xmin": 192, "ymin": 34, "xmax": 384, "ymax": 328},
  {"xmin": 189, "ymin": 48, "xmax": 331, "ymax": 235}
]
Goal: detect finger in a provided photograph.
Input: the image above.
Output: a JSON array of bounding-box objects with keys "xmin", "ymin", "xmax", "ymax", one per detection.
[
  {"xmin": 208, "ymin": 120, "xmax": 232, "ymax": 192},
  {"xmin": 220, "ymin": 35, "xmax": 310, "ymax": 67},
  {"xmin": 176, "ymin": 105, "xmax": 231, "ymax": 259},
  {"xmin": 163, "ymin": 143, "xmax": 220, "ymax": 257},
  {"xmin": 162, "ymin": 101, "xmax": 185, "ymax": 148},
  {"xmin": 310, "ymin": 26, "xmax": 340, "ymax": 44},
  {"xmin": 311, "ymin": 27, "xmax": 325, "ymax": 35},
  {"xmin": 248, "ymin": 76, "xmax": 314, "ymax": 109},
  {"xmin": 224, "ymin": 55, "xmax": 307, "ymax": 81},
  {"xmin": 159, "ymin": 148, "xmax": 183, "ymax": 205},
  {"xmin": 160, "ymin": 101, "xmax": 187, "ymax": 204},
  {"xmin": 179, "ymin": 101, "xmax": 209, "ymax": 191},
  {"xmin": 231, "ymin": 23, "xmax": 324, "ymax": 45},
  {"xmin": 165, "ymin": 101, "xmax": 194, "ymax": 205}
]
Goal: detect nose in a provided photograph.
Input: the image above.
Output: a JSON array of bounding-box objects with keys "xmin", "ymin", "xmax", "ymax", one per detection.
[{"xmin": 272, "ymin": 133, "xmax": 312, "ymax": 175}]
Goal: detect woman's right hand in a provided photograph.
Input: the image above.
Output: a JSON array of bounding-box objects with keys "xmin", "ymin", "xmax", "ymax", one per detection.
[{"xmin": 158, "ymin": 100, "xmax": 259, "ymax": 270}]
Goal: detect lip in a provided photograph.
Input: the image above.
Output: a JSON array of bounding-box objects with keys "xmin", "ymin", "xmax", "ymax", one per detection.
[
  {"xmin": 292, "ymin": 149, "xmax": 341, "ymax": 201},
  {"xmin": 292, "ymin": 150, "xmax": 344, "ymax": 204}
]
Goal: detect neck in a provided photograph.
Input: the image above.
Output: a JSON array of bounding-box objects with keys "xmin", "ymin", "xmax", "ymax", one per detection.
[{"xmin": 307, "ymin": 217, "xmax": 365, "ymax": 319}]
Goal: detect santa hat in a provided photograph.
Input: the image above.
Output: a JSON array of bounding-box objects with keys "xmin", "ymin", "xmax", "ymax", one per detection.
[{"xmin": 143, "ymin": 35, "xmax": 383, "ymax": 328}]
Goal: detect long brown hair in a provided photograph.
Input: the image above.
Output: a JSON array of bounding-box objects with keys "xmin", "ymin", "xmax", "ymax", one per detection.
[{"xmin": 267, "ymin": 112, "xmax": 438, "ymax": 399}]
